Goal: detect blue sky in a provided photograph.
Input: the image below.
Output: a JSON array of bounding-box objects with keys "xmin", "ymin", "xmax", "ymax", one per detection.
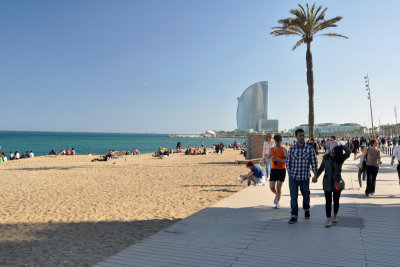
[{"xmin": 1, "ymin": 0, "xmax": 399, "ymax": 133}]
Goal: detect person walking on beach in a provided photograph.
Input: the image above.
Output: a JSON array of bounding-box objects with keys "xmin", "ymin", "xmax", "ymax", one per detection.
[
  {"xmin": 220, "ymin": 142, "xmax": 224, "ymax": 154},
  {"xmin": 269, "ymin": 134, "xmax": 287, "ymax": 209},
  {"xmin": 391, "ymin": 143, "xmax": 400, "ymax": 185},
  {"xmin": 286, "ymin": 129, "xmax": 318, "ymax": 224},
  {"xmin": 237, "ymin": 161, "xmax": 265, "ymax": 186},
  {"xmin": 313, "ymin": 145, "xmax": 350, "ymax": 227},
  {"xmin": 363, "ymin": 139, "xmax": 381, "ymax": 196},
  {"xmin": 263, "ymin": 133, "xmax": 274, "ymax": 179}
]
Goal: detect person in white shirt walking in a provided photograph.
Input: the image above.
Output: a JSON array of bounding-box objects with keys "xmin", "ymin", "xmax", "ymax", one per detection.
[
  {"xmin": 263, "ymin": 133, "xmax": 275, "ymax": 179},
  {"xmin": 391, "ymin": 144, "xmax": 400, "ymax": 185}
]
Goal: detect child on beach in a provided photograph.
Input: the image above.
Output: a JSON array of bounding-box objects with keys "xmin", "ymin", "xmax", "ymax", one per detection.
[{"xmin": 237, "ymin": 161, "xmax": 265, "ymax": 186}]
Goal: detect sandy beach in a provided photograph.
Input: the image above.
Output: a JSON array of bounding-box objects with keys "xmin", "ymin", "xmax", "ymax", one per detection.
[{"xmin": 0, "ymin": 149, "xmax": 247, "ymax": 266}]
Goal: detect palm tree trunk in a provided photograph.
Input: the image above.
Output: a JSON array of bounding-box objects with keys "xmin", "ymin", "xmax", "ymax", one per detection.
[{"xmin": 306, "ymin": 41, "xmax": 315, "ymax": 139}]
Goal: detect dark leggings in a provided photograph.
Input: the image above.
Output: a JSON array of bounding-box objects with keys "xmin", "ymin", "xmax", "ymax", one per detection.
[
  {"xmin": 324, "ymin": 191, "xmax": 341, "ymax": 218},
  {"xmin": 366, "ymin": 165, "xmax": 379, "ymax": 194},
  {"xmin": 397, "ymin": 163, "xmax": 400, "ymax": 180}
]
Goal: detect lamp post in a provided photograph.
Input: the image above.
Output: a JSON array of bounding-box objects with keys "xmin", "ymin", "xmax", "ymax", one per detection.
[
  {"xmin": 395, "ymin": 106, "xmax": 399, "ymax": 136},
  {"xmin": 364, "ymin": 74, "xmax": 375, "ymax": 136}
]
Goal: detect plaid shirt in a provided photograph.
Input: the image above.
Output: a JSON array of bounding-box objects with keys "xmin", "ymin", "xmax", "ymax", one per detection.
[{"xmin": 286, "ymin": 143, "xmax": 318, "ymax": 181}]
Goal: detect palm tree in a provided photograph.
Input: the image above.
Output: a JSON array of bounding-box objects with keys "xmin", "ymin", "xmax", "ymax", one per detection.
[{"xmin": 271, "ymin": 3, "xmax": 348, "ymax": 139}]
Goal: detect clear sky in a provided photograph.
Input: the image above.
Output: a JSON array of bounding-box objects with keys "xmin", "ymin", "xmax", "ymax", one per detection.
[{"xmin": 1, "ymin": 0, "xmax": 399, "ymax": 133}]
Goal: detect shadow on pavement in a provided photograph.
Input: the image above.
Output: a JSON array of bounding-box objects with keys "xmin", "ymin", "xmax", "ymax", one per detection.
[{"xmin": 0, "ymin": 219, "xmax": 179, "ymax": 267}]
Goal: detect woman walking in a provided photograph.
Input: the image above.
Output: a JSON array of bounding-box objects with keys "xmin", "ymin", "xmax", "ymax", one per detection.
[
  {"xmin": 313, "ymin": 145, "xmax": 350, "ymax": 227},
  {"xmin": 363, "ymin": 139, "xmax": 381, "ymax": 196}
]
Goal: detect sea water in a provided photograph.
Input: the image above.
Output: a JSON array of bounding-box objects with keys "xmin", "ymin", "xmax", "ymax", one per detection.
[{"xmin": 0, "ymin": 131, "xmax": 246, "ymax": 156}]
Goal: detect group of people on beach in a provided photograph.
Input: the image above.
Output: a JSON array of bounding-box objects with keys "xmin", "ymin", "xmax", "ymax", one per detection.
[
  {"xmin": 0, "ymin": 148, "xmax": 35, "ymax": 163},
  {"xmin": 48, "ymin": 148, "xmax": 76, "ymax": 156},
  {"xmin": 154, "ymin": 141, "xmax": 233, "ymax": 157},
  {"xmin": 238, "ymin": 129, "xmax": 400, "ymax": 227}
]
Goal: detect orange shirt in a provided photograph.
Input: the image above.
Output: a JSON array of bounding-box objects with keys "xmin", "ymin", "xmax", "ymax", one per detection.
[{"xmin": 270, "ymin": 146, "xmax": 286, "ymax": 169}]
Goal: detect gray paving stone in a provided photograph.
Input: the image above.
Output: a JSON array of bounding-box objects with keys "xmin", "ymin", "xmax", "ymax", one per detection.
[{"xmin": 94, "ymin": 156, "xmax": 400, "ymax": 267}]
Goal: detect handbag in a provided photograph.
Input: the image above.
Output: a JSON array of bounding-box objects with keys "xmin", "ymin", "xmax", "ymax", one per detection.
[{"xmin": 334, "ymin": 178, "xmax": 345, "ymax": 191}]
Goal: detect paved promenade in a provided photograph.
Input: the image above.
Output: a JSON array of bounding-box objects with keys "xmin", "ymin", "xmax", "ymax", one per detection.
[{"xmin": 95, "ymin": 155, "xmax": 400, "ymax": 267}]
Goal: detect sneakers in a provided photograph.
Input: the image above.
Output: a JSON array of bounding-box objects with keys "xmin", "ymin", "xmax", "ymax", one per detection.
[
  {"xmin": 288, "ymin": 217, "xmax": 297, "ymax": 224},
  {"xmin": 273, "ymin": 197, "xmax": 280, "ymax": 209},
  {"xmin": 255, "ymin": 183, "xmax": 263, "ymax": 186},
  {"xmin": 237, "ymin": 177, "xmax": 244, "ymax": 183},
  {"xmin": 333, "ymin": 217, "xmax": 338, "ymax": 224},
  {"xmin": 365, "ymin": 192, "xmax": 369, "ymax": 197},
  {"xmin": 305, "ymin": 211, "xmax": 310, "ymax": 219},
  {"xmin": 325, "ymin": 219, "xmax": 332, "ymax": 228},
  {"xmin": 371, "ymin": 192, "xmax": 375, "ymax": 195}
]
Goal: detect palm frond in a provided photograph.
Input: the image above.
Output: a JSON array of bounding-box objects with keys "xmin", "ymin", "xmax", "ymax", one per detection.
[
  {"xmin": 316, "ymin": 33, "xmax": 348, "ymax": 39},
  {"xmin": 292, "ymin": 38, "xmax": 305, "ymax": 50},
  {"xmin": 315, "ymin": 7, "xmax": 328, "ymax": 23},
  {"xmin": 313, "ymin": 16, "xmax": 343, "ymax": 32},
  {"xmin": 271, "ymin": 30, "xmax": 302, "ymax": 37},
  {"xmin": 297, "ymin": 4, "xmax": 306, "ymax": 16}
]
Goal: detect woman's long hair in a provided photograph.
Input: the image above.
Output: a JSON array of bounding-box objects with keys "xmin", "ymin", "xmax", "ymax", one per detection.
[{"xmin": 333, "ymin": 145, "xmax": 346, "ymax": 165}]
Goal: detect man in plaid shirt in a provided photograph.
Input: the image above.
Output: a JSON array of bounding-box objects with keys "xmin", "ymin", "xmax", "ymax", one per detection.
[{"xmin": 286, "ymin": 128, "xmax": 318, "ymax": 224}]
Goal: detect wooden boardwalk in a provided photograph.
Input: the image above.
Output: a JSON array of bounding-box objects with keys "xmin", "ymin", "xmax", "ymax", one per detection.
[{"xmin": 95, "ymin": 155, "xmax": 400, "ymax": 267}]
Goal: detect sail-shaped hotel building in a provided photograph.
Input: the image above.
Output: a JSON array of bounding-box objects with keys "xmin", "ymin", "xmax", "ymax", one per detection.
[{"xmin": 236, "ymin": 81, "xmax": 278, "ymax": 132}]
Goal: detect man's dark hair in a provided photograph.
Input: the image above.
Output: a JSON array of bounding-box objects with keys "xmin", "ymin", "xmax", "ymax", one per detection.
[
  {"xmin": 246, "ymin": 160, "xmax": 255, "ymax": 167},
  {"xmin": 295, "ymin": 129, "xmax": 304, "ymax": 136},
  {"xmin": 274, "ymin": 134, "xmax": 282, "ymax": 141}
]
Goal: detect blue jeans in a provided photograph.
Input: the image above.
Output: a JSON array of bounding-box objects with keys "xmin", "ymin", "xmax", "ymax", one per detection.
[
  {"xmin": 289, "ymin": 176, "xmax": 310, "ymax": 218},
  {"xmin": 265, "ymin": 160, "xmax": 272, "ymax": 178},
  {"xmin": 358, "ymin": 168, "xmax": 366, "ymax": 187}
]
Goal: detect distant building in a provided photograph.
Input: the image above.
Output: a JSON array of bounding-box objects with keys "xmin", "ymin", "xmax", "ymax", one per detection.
[
  {"xmin": 203, "ymin": 130, "xmax": 217, "ymax": 138},
  {"xmin": 236, "ymin": 81, "xmax": 278, "ymax": 133},
  {"xmin": 294, "ymin": 123, "xmax": 363, "ymax": 135}
]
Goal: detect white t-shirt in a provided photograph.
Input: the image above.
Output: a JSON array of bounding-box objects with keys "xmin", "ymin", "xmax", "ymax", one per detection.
[
  {"xmin": 263, "ymin": 140, "xmax": 275, "ymax": 159},
  {"xmin": 326, "ymin": 140, "xmax": 340, "ymax": 151},
  {"xmin": 358, "ymin": 154, "xmax": 364, "ymax": 169},
  {"xmin": 393, "ymin": 145, "xmax": 400, "ymax": 161}
]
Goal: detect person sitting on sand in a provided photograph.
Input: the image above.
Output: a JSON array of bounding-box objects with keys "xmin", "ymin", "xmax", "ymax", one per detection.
[
  {"xmin": 237, "ymin": 161, "xmax": 265, "ymax": 186},
  {"xmin": 66, "ymin": 149, "xmax": 71, "ymax": 155},
  {"xmin": 71, "ymin": 148, "xmax": 76, "ymax": 155},
  {"xmin": 9, "ymin": 152, "xmax": 14, "ymax": 160},
  {"xmin": 15, "ymin": 151, "xmax": 20, "ymax": 160},
  {"xmin": 29, "ymin": 151, "xmax": 34, "ymax": 158},
  {"xmin": 1, "ymin": 152, "xmax": 7, "ymax": 162},
  {"xmin": 91, "ymin": 154, "xmax": 110, "ymax": 162},
  {"xmin": 185, "ymin": 148, "xmax": 190, "ymax": 155}
]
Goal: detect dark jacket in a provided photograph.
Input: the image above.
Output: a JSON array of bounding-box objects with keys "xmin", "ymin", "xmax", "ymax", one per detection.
[{"xmin": 316, "ymin": 145, "xmax": 350, "ymax": 192}]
